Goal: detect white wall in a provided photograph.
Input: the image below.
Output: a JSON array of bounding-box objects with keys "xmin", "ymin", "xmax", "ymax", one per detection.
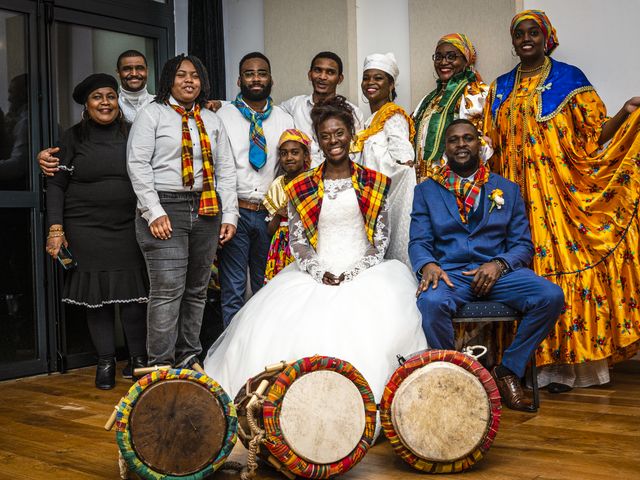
[
  {"xmin": 523, "ymin": 0, "xmax": 639, "ymax": 112},
  {"xmin": 356, "ymin": 0, "xmax": 411, "ymax": 113},
  {"xmin": 222, "ymin": 0, "xmax": 264, "ymax": 100}
]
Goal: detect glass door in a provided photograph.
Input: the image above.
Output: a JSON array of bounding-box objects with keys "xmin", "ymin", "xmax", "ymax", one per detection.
[{"xmin": 0, "ymin": 0, "xmax": 48, "ymax": 380}]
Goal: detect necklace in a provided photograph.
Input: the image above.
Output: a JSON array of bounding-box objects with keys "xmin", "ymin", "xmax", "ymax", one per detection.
[
  {"xmin": 518, "ymin": 62, "xmax": 545, "ymax": 74},
  {"xmin": 506, "ymin": 56, "xmax": 551, "ymax": 191}
]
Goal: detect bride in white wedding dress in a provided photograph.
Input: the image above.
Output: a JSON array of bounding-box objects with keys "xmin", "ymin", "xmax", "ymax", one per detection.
[{"xmin": 204, "ymin": 96, "xmax": 427, "ymax": 401}]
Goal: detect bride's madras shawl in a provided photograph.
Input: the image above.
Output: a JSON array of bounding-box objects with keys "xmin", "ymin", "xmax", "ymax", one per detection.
[
  {"xmin": 350, "ymin": 102, "xmax": 416, "ymax": 153},
  {"xmin": 284, "ymin": 161, "xmax": 390, "ymax": 248}
]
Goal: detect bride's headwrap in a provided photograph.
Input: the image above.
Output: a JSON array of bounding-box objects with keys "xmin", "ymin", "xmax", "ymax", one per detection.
[
  {"xmin": 437, "ymin": 33, "xmax": 482, "ymax": 82},
  {"xmin": 510, "ymin": 9, "xmax": 559, "ymax": 54}
]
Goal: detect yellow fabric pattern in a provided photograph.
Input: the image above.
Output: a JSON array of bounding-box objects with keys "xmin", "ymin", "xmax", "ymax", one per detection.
[
  {"xmin": 263, "ymin": 175, "xmax": 289, "ymax": 216},
  {"xmin": 484, "ymin": 73, "xmax": 640, "ymax": 367},
  {"xmin": 351, "ymin": 102, "xmax": 415, "ymax": 153}
]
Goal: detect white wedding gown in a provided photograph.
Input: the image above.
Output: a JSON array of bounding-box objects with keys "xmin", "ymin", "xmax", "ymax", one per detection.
[
  {"xmin": 356, "ymin": 112, "xmax": 416, "ymax": 269},
  {"xmin": 204, "ymin": 178, "xmax": 427, "ymax": 401}
]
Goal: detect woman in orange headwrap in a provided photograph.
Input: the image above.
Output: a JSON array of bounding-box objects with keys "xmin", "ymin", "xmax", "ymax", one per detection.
[
  {"xmin": 413, "ymin": 33, "xmax": 489, "ymax": 183},
  {"xmin": 484, "ymin": 9, "xmax": 640, "ymax": 389}
]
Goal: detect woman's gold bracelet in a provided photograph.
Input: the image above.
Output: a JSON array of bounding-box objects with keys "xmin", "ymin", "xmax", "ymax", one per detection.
[{"xmin": 47, "ymin": 231, "xmax": 65, "ymax": 239}]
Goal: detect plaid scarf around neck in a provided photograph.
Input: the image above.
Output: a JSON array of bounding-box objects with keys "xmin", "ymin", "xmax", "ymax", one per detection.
[
  {"xmin": 169, "ymin": 103, "xmax": 219, "ymax": 216},
  {"xmin": 232, "ymin": 94, "xmax": 273, "ymax": 170},
  {"xmin": 432, "ymin": 163, "xmax": 489, "ymax": 223},
  {"xmin": 284, "ymin": 161, "xmax": 390, "ymax": 248}
]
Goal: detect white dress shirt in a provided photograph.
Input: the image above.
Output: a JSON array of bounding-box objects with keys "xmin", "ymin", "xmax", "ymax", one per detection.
[
  {"xmin": 280, "ymin": 94, "xmax": 364, "ymax": 167},
  {"xmin": 119, "ymin": 87, "xmax": 155, "ymax": 123},
  {"xmin": 127, "ymin": 96, "xmax": 238, "ymax": 226},
  {"xmin": 216, "ymin": 101, "xmax": 294, "ymax": 204}
]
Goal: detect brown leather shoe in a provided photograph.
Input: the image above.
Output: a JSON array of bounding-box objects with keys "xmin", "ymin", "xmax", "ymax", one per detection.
[{"xmin": 491, "ymin": 366, "xmax": 537, "ymax": 413}]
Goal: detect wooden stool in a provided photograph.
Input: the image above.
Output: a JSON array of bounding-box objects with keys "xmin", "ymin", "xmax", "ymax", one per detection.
[{"xmin": 453, "ymin": 301, "xmax": 539, "ymax": 409}]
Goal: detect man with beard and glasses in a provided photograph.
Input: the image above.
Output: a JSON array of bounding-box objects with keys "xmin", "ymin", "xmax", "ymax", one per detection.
[
  {"xmin": 409, "ymin": 119, "xmax": 564, "ymax": 413},
  {"xmin": 216, "ymin": 51, "xmax": 294, "ymax": 327},
  {"xmin": 38, "ymin": 49, "xmax": 154, "ymax": 175},
  {"xmin": 280, "ymin": 51, "xmax": 364, "ymax": 167}
]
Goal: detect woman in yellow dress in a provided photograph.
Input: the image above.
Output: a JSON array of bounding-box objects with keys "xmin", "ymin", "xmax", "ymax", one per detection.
[
  {"xmin": 413, "ymin": 33, "xmax": 489, "ymax": 183},
  {"xmin": 484, "ymin": 9, "xmax": 640, "ymax": 389}
]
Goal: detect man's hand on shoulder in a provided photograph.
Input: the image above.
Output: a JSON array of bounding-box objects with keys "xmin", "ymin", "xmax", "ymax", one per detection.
[
  {"xmin": 416, "ymin": 263, "xmax": 454, "ymax": 297},
  {"xmin": 462, "ymin": 261, "xmax": 502, "ymax": 297}
]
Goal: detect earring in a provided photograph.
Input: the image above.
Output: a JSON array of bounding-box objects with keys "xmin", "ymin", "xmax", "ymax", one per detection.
[
  {"xmin": 511, "ymin": 47, "xmax": 517, "ymax": 57},
  {"xmin": 361, "ymin": 93, "xmax": 369, "ymax": 104},
  {"xmin": 81, "ymin": 109, "xmax": 88, "ymax": 121},
  {"xmin": 432, "ymin": 71, "xmax": 438, "ymax": 80},
  {"xmin": 118, "ymin": 109, "xmax": 124, "ymax": 119},
  {"xmin": 388, "ymin": 91, "xmax": 393, "ymax": 102}
]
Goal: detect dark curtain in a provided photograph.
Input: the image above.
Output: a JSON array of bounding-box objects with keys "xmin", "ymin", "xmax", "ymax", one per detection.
[{"xmin": 188, "ymin": 0, "xmax": 226, "ymax": 100}]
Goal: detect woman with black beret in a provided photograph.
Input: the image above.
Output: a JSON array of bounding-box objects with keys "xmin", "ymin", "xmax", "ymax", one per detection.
[{"xmin": 45, "ymin": 73, "xmax": 148, "ymax": 390}]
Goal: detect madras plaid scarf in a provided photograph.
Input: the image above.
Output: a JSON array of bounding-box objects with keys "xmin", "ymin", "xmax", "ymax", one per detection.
[
  {"xmin": 432, "ymin": 164, "xmax": 489, "ymax": 223},
  {"xmin": 351, "ymin": 102, "xmax": 416, "ymax": 153},
  {"xmin": 284, "ymin": 161, "xmax": 390, "ymax": 248},
  {"xmin": 169, "ymin": 103, "xmax": 219, "ymax": 216},
  {"xmin": 232, "ymin": 94, "xmax": 273, "ymax": 170}
]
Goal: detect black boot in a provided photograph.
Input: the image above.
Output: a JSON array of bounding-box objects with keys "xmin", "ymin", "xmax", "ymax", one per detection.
[
  {"xmin": 130, "ymin": 355, "xmax": 148, "ymax": 382},
  {"xmin": 95, "ymin": 358, "xmax": 116, "ymax": 390}
]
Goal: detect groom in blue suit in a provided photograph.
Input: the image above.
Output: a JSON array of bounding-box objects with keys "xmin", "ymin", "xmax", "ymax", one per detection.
[{"xmin": 409, "ymin": 119, "xmax": 564, "ymax": 412}]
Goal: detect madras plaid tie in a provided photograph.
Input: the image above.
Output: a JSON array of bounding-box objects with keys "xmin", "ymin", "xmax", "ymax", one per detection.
[
  {"xmin": 169, "ymin": 103, "xmax": 219, "ymax": 216},
  {"xmin": 232, "ymin": 94, "xmax": 273, "ymax": 170}
]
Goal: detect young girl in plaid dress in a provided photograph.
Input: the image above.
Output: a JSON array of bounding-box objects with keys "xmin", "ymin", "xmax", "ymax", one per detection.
[{"xmin": 263, "ymin": 129, "xmax": 311, "ymax": 283}]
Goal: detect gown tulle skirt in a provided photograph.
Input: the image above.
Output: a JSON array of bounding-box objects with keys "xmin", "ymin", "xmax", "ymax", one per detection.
[{"xmin": 204, "ymin": 259, "xmax": 428, "ymax": 401}]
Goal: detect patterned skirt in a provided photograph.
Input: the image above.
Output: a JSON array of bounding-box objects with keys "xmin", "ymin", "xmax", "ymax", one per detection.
[{"xmin": 264, "ymin": 222, "xmax": 294, "ymax": 284}]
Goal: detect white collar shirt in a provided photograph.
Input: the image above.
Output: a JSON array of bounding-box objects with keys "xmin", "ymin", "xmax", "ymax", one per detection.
[
  {"xmin": 216, "ymin": 101, "xmax": 294, "ymax": 204},
  {"xmin": 127, "ymin": 95, "xmax": 238, "ymax": 225}
]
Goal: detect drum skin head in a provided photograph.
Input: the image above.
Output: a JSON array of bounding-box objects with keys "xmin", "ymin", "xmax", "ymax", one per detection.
[
  {"xmin": 129, "ymin": 379, "xmax": 226, "ymax": 475},
  {"xmin": 279, "ymin": 370, "xmax": 366, "ymax": 464},
  {"xmin": 391, "ymin": 362, "xmax": 490, "ymax": 461}
]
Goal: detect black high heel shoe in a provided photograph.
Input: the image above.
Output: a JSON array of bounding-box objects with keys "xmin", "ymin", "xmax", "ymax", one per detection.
[{"xmin": 95, "ymin": 358, "xmax": 116, "ymax": 390}]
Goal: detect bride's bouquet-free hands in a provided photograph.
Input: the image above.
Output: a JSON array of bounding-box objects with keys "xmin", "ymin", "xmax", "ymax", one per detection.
[{"xmin": 322, "ymin": 271, "xmax": 346, "ymax": 286}]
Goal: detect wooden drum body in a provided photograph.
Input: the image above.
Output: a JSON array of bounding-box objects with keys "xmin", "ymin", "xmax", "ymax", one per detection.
[
  {"xmin": 235, "ymin": 355, "xmax": 376, "ymax": 479},
  {"xmin": 380, "ymin": 350, "xmax": 501, "ymax": 473},
  {"xmin": 114, "ymin": 368, "xmax": 237, "ymax": 479}
]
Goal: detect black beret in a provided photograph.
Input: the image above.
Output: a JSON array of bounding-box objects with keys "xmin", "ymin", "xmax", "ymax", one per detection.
[{"xmin": 72, "ymin": 73, "xmax": 118, "ymax": 104}]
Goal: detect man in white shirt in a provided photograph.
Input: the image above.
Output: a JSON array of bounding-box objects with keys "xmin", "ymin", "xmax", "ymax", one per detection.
[
  {"xmin": 116, "ymin": 49, "xmax": 155, "ymax": 123},
  {"xmin": 216, "ymin": 52, "xmax": 294, "ymax": 327},
  {"xmin": 280, "ymin": 51, "xmax": 364, "ymax": 166},
  {"xmin": 37, "ymin": 49, "xmax": 155, "ymax": 174}
]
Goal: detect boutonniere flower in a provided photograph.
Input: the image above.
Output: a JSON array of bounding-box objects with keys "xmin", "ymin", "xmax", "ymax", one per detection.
[{"xmin": 489, "ymin": 189, "xmax": 504, "ymax": 213}]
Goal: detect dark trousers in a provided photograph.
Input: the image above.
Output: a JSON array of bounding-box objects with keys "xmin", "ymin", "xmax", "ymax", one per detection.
[
  {"xmin": 417, "ymin": 267, "xmax": 564, "ymax": 377},
  {"xmin": 219, "ymin": 208, "xmax": 270, "ymax": 327},
  {"xmin": 136, "ymin": 192, "xmax": 221, "ymax": 367},
  {"xmin": 86, "ymin": 303, "xmax": 147, "ymax": 360}
]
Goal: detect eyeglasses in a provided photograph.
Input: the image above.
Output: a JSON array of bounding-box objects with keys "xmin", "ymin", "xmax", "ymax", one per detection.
[
  {"xmin": 432, "ymin": 52, "xmax": 464, "ymax": 63},
  {"xmin": 241, "ymin": 70, "xmax": 270, "ymax": 80}
]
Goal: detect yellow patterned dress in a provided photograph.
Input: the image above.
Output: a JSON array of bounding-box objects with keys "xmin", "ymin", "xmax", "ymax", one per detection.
[{"xmin": 484, "ymin": 60, "xmax": 640, "ymax": 368}]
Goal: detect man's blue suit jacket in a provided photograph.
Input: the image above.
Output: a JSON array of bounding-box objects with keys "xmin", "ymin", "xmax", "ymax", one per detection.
[{"xmin": 408, "ymin": 172, "xmax": 534, "ymax": 277}]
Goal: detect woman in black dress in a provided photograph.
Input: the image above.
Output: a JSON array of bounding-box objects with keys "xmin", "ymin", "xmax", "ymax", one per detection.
[{"xmin": 45, "ymin": 74, "xmax": 147, "ymax": 389}]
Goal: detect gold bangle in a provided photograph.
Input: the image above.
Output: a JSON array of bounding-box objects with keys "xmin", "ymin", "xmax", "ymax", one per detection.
[
  {"xmin": 47, "ymin": 232, "xmax": 65, "ymax": 239},
  {"xmin": 49, "ymin": 227, "xmax": 64, "ymax": 232}
]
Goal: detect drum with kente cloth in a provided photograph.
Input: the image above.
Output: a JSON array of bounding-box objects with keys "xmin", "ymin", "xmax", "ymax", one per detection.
[
  {"xmin": 113, "ymin": 368, "xmax": 237, "ymax": 479},
  {"xmin": 380, "ymin": 349, "xmax": 501, "ymax": 473},
  {"xmin": 235, "ymin": 355, "xmax": 376, "ymax": 479}
]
